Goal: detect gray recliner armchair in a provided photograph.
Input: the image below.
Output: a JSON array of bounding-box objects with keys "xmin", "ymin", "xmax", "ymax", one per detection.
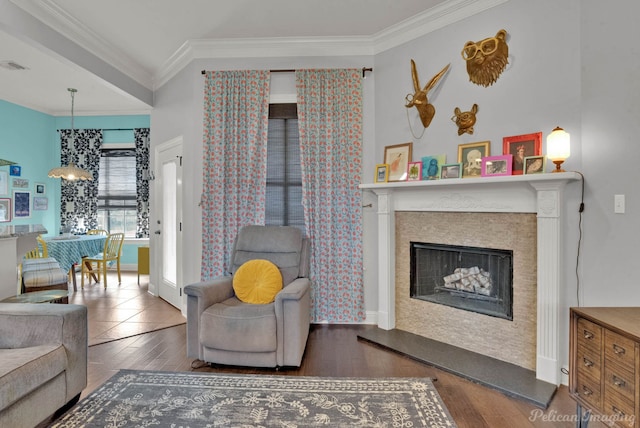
[{"xmin": 185, "ymin": 225, "xmax": 311, "ymax": 368}]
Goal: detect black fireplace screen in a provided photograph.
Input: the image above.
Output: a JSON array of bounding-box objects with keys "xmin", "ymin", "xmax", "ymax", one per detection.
[{"xmin": 410, "ymin": 242, "xmax": 513, "ymax": 320}]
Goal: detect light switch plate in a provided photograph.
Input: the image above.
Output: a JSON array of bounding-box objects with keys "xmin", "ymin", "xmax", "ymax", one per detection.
[{"xmin": 614, "ymin": 194, "xmax": 625, "ymax": 214}]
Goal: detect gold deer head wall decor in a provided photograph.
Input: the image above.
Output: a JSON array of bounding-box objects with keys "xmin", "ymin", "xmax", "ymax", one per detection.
[
  {"xmin": 404, "ymin": 59, "xmax": 450, "ymax": 128},
  {"xmin": 451, "ymin": 104, "xmax": 478, "ymax": 135},
  {"xmin": 461, "ymin": 29, "xmax": 509, "ymax": 87}
]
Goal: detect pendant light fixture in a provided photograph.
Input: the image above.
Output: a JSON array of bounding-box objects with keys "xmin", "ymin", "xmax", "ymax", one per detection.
[{"xmin": 48, "ymin": 88, "xmax": 93, "ymax": 181}]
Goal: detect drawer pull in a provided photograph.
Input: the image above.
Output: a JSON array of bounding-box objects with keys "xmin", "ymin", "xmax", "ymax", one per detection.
[
  {"xmin": 612, "ymin": 375, "xmax": 626, "ymax": 388},
  {"xmin": 583, "ymin": 330, "xmax": 594, "ymax": 340},
  {"xmin": 581, "ymin": 385, "xmax": 593, "ymax": 396},
  {"xmin": 582, "ymin": 357, "xmax": 594, "ymax": 367},
  {"xmin": 612, "ymin": 406, "xmax": 625, "ymax": 417},
  {"xmin": 612, "ymin": 344, "xmax": 626, "ymax": 355}
]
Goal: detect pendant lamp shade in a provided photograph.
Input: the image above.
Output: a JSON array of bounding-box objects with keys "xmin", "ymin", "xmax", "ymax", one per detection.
[{"xmin": 48, "ymin": 88, "xmax": 93, "ymax": 181}]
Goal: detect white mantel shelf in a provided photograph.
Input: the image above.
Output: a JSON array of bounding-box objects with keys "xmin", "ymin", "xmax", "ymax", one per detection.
[
  {"xmin": 360, "ymin": 171, "xmax": 581, "ymax": 386},
  {"xmin": 360, "ymin": 171, "xmax": 581, "ymax": 190}
]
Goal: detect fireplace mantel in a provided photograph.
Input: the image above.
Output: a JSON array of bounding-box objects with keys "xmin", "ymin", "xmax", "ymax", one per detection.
[{"xmin": 359, "ymin": 171, "xmax": 581, "ymax": 385}]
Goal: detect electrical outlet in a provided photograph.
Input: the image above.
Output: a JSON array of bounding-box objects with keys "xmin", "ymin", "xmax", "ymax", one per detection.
[{"xmin": 614, "ymin": 194, "xmax": 625, "ymax": 214}]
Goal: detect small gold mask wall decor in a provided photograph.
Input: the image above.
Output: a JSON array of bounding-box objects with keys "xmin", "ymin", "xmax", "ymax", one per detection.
[
  {"xmin": 451, "ymin": 104, "xmax": 478, "ymax": 135},
  {"xmin": 462, "ymin": 29, "xmax": 509, "ymax": 87},
  {"xmin": 405, "ymin": 59, "xmax": 450, "ymax": 128}
]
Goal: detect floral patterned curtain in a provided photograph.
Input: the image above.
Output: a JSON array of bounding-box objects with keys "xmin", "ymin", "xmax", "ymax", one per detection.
[
  {"xmin": 296, "ymin": 69, "xmax": 365, "ymax": 322},
  {"xmin": 59, "ymin": 129, "xmax": 102, "ymax": 234},
  {"xmin": 134, "ymin": 128, "xmax": 150, "ymax": 238},
  {"xmin": 201, "ymin": 70, "xmax": 270, "ymax": 279}
]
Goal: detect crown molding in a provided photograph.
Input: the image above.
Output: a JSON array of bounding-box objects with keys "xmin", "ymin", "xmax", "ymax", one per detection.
[
  {"xmin": 154, "ymin": 0, "xmax": 508, "ymax": 89},
  {"xmin": 9, "ymin": 0, "xmax": 154, "ymax": 89}
]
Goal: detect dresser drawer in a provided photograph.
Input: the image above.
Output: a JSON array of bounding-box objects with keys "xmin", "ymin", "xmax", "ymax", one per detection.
[
  {"xmin": 577, "ymin": 317, "xmax": 602, "ymax": 349},
  {"xmin": 575, "ymin": 371, "xmax": 602, "ymax": 409},
  {"xmin": 603, "ymin": 387, "xmax": 635, "ymax": 428},
  {"xmin": 605, "ymin": 330, "xmax": 636, "ymax": 372},
  {"xmin": 605, "ymin": 363, "xmax": 635, "ymax": 403},
  {"xmin": 577, "ymin": 343, "xmax": 602, "ymax": 380}
]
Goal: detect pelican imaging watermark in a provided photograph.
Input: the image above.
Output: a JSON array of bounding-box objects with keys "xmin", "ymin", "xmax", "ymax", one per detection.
[{"xmin": 529, "ymin": 409, "xmax": 635, "ymax": 425}]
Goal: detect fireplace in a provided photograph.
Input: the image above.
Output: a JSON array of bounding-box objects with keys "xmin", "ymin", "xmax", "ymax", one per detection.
[
  {"xmin": 360, "ymin": 172, "xmax": 580, "ymax": 385},
  {"xmin": 410, "ymin": 242, "xmax": 513, "ymax": 320}
]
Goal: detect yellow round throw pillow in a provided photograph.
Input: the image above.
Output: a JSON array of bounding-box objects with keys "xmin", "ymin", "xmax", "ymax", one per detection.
[{"xmin": 233, "ymin": 259, "xmax": 283, "ymax": 304}]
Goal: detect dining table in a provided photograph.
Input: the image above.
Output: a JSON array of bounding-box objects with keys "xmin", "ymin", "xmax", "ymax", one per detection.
[{"xmin": 43, "ymin": 234, "xmax": 107, "ymax": 290}]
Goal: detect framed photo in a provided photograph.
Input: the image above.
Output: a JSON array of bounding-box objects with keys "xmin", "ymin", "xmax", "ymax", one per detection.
[
  {"xmin": 12, "ymin": 178, "xmax": 29, "ymax": 189},
  {"xmin": 0, "ymin": 198, "xmax": 10, "ymax": 222},
  {"xmin": 384, "ymin": 142, "xmax": 412, "ymax": 182},
  {"xmin": 407, "ymin": 162, "xmax": 422, "ymax": 181},
  {"xmin": 9, "ymin": 165, "xmax": 21, "ymax": 176},
  {"xmin": 0, "ymin": 171, "xmax": 7, "ymax": 195},
  {"xmin": 35, "ymin": 182, "xmax": 46, "ymax": 195},
  {"xmin": 13, "ymin": 190, "xmax": 30, "ymax": 218},
  {"xmin": 457, "ymin": 141, "xmax": 490, "ymax": 178},
  {"xmin": 421, "ymin": 154, "xmax": 446, "ymax": 180},
  {"xmin": 440, "ymin": 163, "xmax": 462, "ymax": 179},
  {"xmin": 524, "ymin": 155, "xmax": 546, "ymax": 174},
  {"xmin": 374, "ymin": 164, "xmax": 389, "ymax": 183},
  {"xmin": 33, "ymin": 197, "xmax": 48, "ymax": 211},
  {"xmin": 481, "ymin": 155, "xmax": 513, "ymax": 177},
  {"xmin": 503, "ymin": 132, "xmax": 542, "ymax": 175}
]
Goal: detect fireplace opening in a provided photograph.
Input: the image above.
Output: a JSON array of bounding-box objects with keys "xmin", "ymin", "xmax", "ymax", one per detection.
[{"xmin": 410, "ymin": 242, "xmax": 513, "ymax": 320}]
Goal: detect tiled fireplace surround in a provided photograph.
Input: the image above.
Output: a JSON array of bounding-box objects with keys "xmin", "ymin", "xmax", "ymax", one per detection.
[{"xmin": 361, "ymin": 172, "xmax": 580, "ymax": 385}]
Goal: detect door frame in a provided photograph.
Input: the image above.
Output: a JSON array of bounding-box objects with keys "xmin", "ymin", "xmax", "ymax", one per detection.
[{"xmin": 152, "ymin": 136, "xmax": 184, "ymax": 312}]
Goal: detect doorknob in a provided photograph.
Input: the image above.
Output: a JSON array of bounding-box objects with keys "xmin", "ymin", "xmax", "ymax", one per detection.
[{"xmin": 154, "ymin": 230, "xmax": 161, "ymax": 235}]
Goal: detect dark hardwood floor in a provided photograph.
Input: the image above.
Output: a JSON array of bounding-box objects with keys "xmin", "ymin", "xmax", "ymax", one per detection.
[{"xmin": 75, "ymin": 273, "xmax": 601, "ymax": 427}]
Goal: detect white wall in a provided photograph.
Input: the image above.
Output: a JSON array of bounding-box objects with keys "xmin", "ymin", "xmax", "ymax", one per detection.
[{"xmin": 150, "ymin": 0, "xmax": 640, "ymax": 380}]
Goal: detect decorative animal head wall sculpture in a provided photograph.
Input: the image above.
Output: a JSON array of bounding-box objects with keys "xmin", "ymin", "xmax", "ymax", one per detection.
[
  {"xmin": 462, "ymin": 29, "xmax": 509, "ymax": 87},
  {"xmin": 405, "ymin": 60, "xmax": 450, "ymax": 128},
  {"xmin": 451, "ymin": 104, "xmax": 478, "ymax": 135}
]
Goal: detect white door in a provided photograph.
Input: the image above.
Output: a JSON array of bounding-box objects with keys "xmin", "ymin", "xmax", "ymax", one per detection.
[{"xmin": 155, "ymin": 138, "xmax": 183, "ymax": 309}]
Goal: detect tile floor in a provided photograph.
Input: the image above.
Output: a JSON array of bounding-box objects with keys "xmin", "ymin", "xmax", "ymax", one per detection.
[{"xmin": 68, "ymin": 271, "xmax": 185, "ymax": 346}]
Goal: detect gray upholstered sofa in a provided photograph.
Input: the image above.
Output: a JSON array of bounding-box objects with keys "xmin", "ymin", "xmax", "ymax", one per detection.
[
  {"xmin": 185, "ymin": 225, "xmax": 311, "ymax": 368},
  {"xmin": 0, "ymin": 303, "xmax": 87, "ymax": 427}
]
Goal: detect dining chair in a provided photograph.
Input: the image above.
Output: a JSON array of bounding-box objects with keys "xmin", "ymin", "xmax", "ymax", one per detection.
[
  {"xmin": 81, "ymin": 232, "xmax": 125, "ymax": 288},
  {"xmin": 87, "ymin": 229, "xmax": 108, "ymax": 236}
]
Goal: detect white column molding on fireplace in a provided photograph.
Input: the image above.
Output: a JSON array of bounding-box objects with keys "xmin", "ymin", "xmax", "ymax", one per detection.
[{"xmin": 360, "ymin": 172, "xmax": 581, "ymax": 385}]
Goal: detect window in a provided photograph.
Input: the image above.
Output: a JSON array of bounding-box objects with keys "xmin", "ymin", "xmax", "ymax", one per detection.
[
  {"xmin": 266, "ymin": 104, "xmax": 305, "ymax": 234},
  {"xmin": 97, "ymin": 148, "xmax": 137, "ymax": 237}
]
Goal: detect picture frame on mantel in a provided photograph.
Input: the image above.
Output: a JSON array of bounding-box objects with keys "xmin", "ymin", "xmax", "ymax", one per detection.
[
  {"xmin": 384, "ymin": 142, "xmax": 412, "ymax": 182},
  {"xmin": 458, "ymin": 141, "xmax": 490, "ymax": 178},
  {"xmin": 481, "ymin": 154, "xmax": 513, "ymax": 177},
  {"xmin": 503, "ymin": 132, "xmax": 542, "ymax": 175},
  {"xmin": 374, "ymin": 164, "xmax": 389, "ymax": 183}
]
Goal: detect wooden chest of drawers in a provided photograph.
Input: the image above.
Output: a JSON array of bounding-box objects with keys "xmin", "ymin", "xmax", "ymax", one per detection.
[{"xmin": 570, "ymin": 307, "xmax": 640, "ymax": 428}]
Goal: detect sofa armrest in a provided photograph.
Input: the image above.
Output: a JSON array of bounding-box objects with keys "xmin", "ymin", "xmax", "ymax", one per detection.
[
  {"xmin": 184, "ymin": 277, "xmax": 234, "ymax": 359},
  {"xmin": 0, "ymin": 303, "xmax": 88, "ymax": 402}
]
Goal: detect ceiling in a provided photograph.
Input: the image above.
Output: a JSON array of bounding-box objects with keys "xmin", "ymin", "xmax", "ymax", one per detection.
[{"xmin": 0, "ymin": 0, "xmax": 489, "ymax": 116}]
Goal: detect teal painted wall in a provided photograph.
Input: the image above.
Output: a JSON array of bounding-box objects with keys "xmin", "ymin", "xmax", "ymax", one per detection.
[{"xmin": 0, "ymin": 100, "xmax": 150, "ymax": 265}]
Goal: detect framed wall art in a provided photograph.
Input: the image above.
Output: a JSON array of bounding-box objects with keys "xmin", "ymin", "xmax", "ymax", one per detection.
[
  {"xmin": 503, "ymin": 132, "xmax": 542, "ymax": 175},
  {"xmin": 457, "ymin": 141, "xmax": 490, "ymax": 178},
  {"xmin": 440, "ymin": 163, "xmax": 462, "ymax": 179},
  {"xmin": 0, "ymin": 171, "xmax": 7, "ymax": 195},
  {"xmin": 0, "ymin": 198, "xmax": 10, "ymax": 222},
  {"xmin": 421, "ymin": 154, "xmax": 446, "ymax": 180},
  {"xmin": 33, "ymin": 197, "xmax": 48, "ymax": 211},
  {"xmin": 374, "ymin": 164, "xmax": 389, "ymax": 183},
  {"xmin": 12, "ymin": 178, "xmax": 28, "ymax": 189},
  {"xmin": 9, "ymin": 165, "xmax": 21, "ymax": 176},
  {"xmin": 407, "ymin": 161, "xmax": 422, "ymax": 181},
  {"xmin": 35, "ymin": 182, "xmax": 46, "ymax": 195},
  {"xmin": 13, "ymin": 190, "xmax": 30, "ymax": 218},
  {"xmin": 384, "ymin": 142, "xmax": 412, "ymax": 182},
  {"xmin": 524, "ymin": 155, "xmax": 546, "ymax": 174},
  {"xmin": 481, "ymin": 154, "xmax": 513, "ymax": 177}
]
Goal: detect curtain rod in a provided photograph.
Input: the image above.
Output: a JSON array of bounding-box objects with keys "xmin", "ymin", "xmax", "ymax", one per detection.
[{"xmin": 201, "ymin": 67, "xmax": 373, "ymax": 78}]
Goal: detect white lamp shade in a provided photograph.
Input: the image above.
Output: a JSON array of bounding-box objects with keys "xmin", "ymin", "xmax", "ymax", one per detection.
[{"xmin": 547, "ymin": 127, "xmax": 570, "ymax": 161}]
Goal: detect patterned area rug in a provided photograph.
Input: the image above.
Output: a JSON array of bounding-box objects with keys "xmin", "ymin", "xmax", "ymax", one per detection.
[{"xmin": 53, "ymin": 370, "xmax": 457, "ymax": 427}]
